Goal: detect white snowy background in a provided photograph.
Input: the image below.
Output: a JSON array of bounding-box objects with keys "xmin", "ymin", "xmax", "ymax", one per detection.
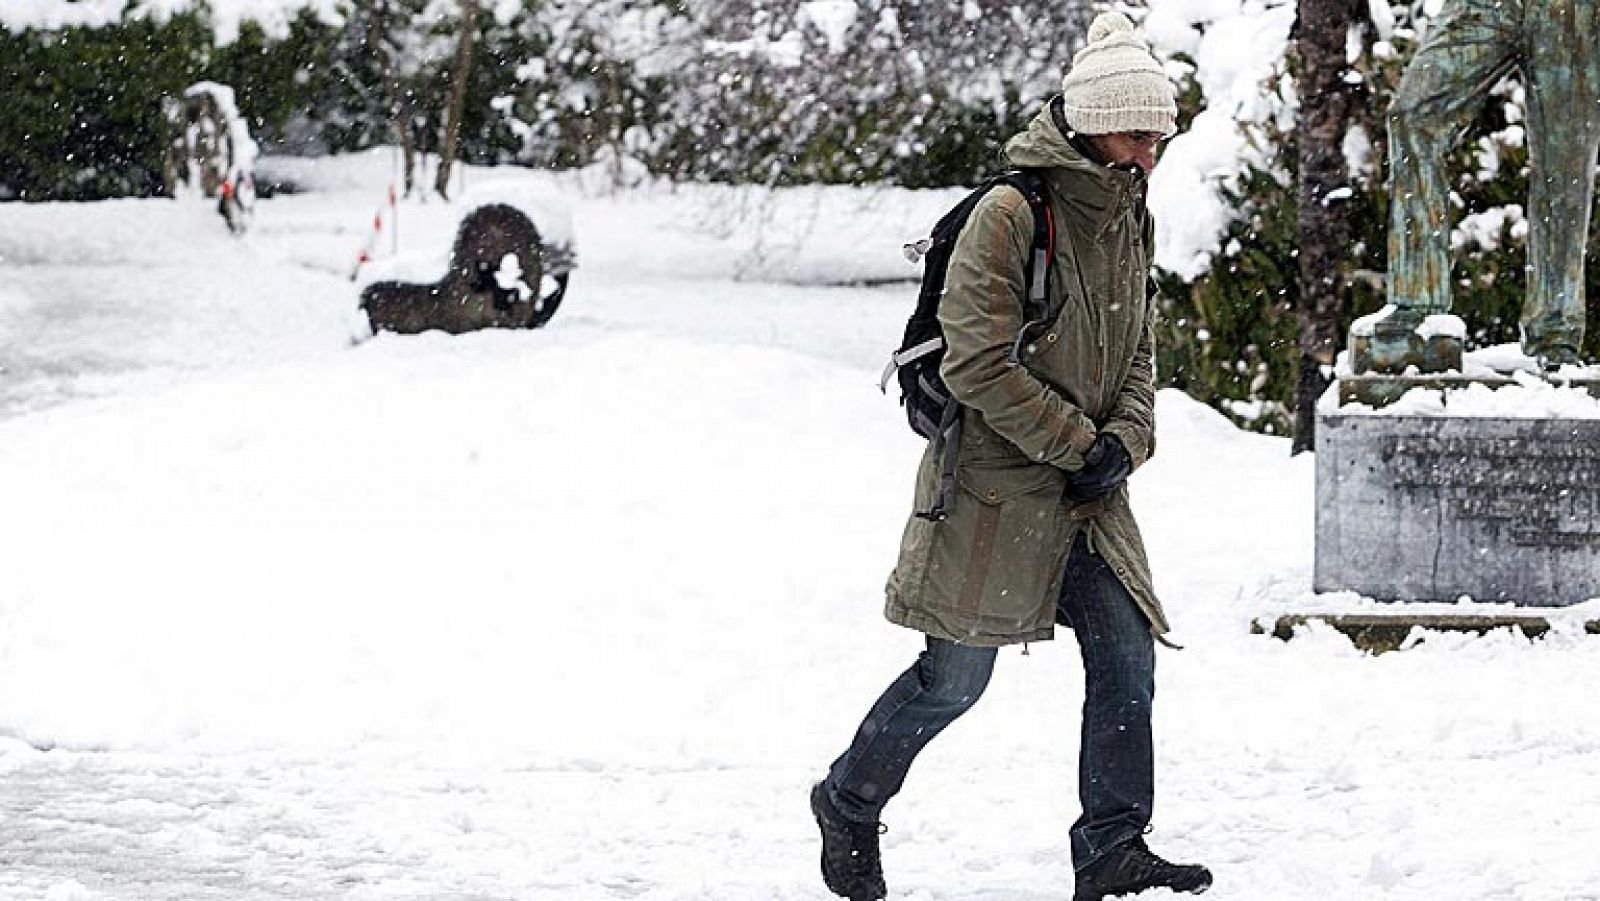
[
  {"xmin": 4, "ymin": 0, "xmax": 1600, "ymax": 897},
  {"xmin": 3, "ymin": 148, "xmax": 1599, "ymax": 901}
]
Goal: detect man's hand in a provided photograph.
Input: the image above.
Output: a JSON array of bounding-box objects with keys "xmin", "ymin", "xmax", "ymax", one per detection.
[{"xmin": 1065, "ymin": 433, "xmax": 1132, "ymax": 503}]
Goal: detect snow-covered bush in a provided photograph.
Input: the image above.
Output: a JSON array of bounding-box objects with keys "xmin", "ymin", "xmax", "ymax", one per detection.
[
  {"xmin": 500, "ymin": 0, "xmax": 1093, "ymax": 188},
  {"xmin": 0, "ymin": 12, "xmax": 212, "ymax": 201},
  {"xmin": 0, "ymin": 3, "xmax": 530, "ymax": 201}
]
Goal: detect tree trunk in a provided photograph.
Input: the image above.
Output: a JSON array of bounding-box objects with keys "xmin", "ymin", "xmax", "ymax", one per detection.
[
  {"xmin": 435, "ymin": 0, "xmax": 480, "ymax": 200},
  {"xmin": 1293, "ymin": 0, "xmax": 1364, "ymax": 454},
  {"xmin": 359, "ymin": 0, "xmax": 419, "ymax": 196},
  {"xmin": 398, "ymin": 118, "xmax": 418, "ymax": 196}
]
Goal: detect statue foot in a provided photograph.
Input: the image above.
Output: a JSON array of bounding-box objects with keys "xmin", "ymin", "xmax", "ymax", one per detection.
[
  {"xmin": 1529, "ymin": 348, "xmax": 1580, "ymax": 369},
  {"xmin": 1536, "ymin": 347, "xmax": 1583, "ymax": 372},
  {"xmin": 1350, "ymin": 304, "xmax": 1464, "ymax": 374}
]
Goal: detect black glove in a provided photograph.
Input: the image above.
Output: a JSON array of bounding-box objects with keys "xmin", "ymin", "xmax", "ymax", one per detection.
[{"xmin": 1065, "ymin": 433, "xmax": 1131, "ymax": 503}]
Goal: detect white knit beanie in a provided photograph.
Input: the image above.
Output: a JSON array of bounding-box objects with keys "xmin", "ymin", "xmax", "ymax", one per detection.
[{"xmin": 1060, "ymin": 11, "xmax": 1177, "ymax": 136}]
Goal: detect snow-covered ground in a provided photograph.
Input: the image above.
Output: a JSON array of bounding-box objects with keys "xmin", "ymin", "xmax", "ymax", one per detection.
[{"xmin": 1, "ymin": 154, "xmax": 1598, "ymax": 900}]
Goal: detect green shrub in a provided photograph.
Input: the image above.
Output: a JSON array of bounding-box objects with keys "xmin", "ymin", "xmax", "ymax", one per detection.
[
  {"xmin": 0, "ymin": 13, "xmax": 209, "ymax": 201},
  {"xmin": 0, "ymin": 5, "xmax": 529, "ymax": 201}
]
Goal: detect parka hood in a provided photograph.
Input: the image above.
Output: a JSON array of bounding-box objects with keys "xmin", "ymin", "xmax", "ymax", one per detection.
[{"xmin": 1003, "ymin": 100, "xmax": 1147, "ymax": 235}]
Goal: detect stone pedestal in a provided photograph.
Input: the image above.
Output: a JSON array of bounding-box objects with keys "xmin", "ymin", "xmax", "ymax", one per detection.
[{"xmin": 1315, "ymin": 412, "xmax": 1600, "ymax": 605}]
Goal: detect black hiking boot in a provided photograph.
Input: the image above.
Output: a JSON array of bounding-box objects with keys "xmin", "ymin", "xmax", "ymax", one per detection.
[
  {"xmin": 810, "ymin": 782, "xmax": 887, "ymax": 901},
  {"xmin": 1074, "ymin": 836, "xmax": 1212, "ymax": 900}
]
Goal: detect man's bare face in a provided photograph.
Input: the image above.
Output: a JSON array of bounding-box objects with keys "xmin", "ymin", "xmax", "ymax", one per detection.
[{"xmin": 1084, "ymin": 130, "xmax": 1165, "ymax": 174}]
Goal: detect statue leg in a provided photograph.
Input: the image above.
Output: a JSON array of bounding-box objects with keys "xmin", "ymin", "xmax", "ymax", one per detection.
[
  {"xmin": 1521, "ymin": 8, "xmax": 1600, "ymax": 366},
  {"xmin": 1388, "ymin": 0, "xmax": 1520, "ymax": 316},
  {"xmin": 1366, "ymin": 0, "xmax": 1520, "ymax": 373}
]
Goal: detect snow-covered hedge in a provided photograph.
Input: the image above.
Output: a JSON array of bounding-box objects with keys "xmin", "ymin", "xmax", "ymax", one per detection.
[
  {"xmin": 499, "ymin": 0, "xmax": 1093, "ymax": 188},
  {"xmin": 0, "ymin": 3, "xmax": 529, "ymax": 201}
]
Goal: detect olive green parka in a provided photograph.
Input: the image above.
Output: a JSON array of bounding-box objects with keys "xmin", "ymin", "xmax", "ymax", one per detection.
[{"xmin": 884, "ymin": 102, "xmax": 1168, "ymax": 646}]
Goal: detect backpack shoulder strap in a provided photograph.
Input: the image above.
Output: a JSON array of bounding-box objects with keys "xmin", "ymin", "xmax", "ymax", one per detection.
[{"xmin": 994, "ymin": 169, "xmax": 1054, "ymax": 307}]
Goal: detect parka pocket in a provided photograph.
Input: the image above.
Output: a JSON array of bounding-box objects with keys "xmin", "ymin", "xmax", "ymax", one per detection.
[
  {"xmin": 957, "ymin": 461, "xmax": 1062, "ymax": 505},
  {"xmin": 920, "ymin": 459, "xmax": 1069, "ymax": 639}
]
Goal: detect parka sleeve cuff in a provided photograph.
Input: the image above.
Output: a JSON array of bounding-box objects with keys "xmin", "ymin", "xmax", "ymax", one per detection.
[
  {"xmin": 1101, "ymin": 420, "xmax": 1151, "ymax": 470},
  {"xmin": 1056, "ymin": 421, "xmax": 1099, "ymax": 469}
]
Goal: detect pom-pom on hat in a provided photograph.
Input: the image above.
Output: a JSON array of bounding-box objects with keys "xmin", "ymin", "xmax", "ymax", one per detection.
[{"xmin": 1060, "ymin": 11, "xmax": 1177, "ymax": 137}]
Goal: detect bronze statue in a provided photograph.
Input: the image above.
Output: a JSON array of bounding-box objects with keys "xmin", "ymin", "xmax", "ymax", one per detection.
[{"xmin": 1364, "ymin": 0, "xmax": 1598, "ymax": 373}]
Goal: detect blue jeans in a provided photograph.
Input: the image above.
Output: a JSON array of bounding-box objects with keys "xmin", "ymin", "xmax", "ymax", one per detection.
[{"xmin": 823, "ymin": 533, "xmax": 1156, "ymax": 870}]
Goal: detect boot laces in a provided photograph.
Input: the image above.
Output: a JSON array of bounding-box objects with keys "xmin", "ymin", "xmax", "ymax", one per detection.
[
  {"xmin": 1124, "ymin": 837, "xmax": 1183, "ymax": 880},
  {"xmin": 847, "ymin": 820, "xmax": 887, "ymax": 851},
  {"xmin": 842, "ymin": 819, "xmax": 887, "ymax": 839},
  {"xmin": 824, "ymin": 811, "xmax": 886, "ymax": 856}
]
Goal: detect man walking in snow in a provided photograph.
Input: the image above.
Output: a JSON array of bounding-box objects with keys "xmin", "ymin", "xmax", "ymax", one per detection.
[{"xmin": 810, "ymin": 13, "xmax": 1211, "ymax": 901}]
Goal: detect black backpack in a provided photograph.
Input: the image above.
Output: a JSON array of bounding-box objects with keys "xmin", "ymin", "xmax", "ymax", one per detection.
[{"xmin": 880, "ymin": 169, "xmax": 1057, "ymax": 520}]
